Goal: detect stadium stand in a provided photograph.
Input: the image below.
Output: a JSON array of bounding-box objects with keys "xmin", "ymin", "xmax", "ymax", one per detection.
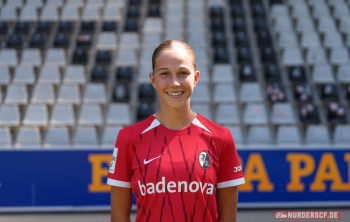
[{"xmin": 0, "ymin": 0, "xmax": 349, "ymax": 148}]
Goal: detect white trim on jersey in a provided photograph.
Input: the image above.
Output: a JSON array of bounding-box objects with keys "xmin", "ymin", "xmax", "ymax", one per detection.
[
  {"xmin": 216, "ymin": 177, "xmax": 245, "ymax": 188},
  {"xmin": 141, "ymin": 116, "xmax": 212, "ymax": 134},
  {"xmin": 141, "ymin": 119, "xmax": 161, "ymax": 134},
  {"xmin": 192, "ymin": 117, "xmax": 212, "ymax": 133},
  {"xmin": 107, "ymin": 178, "xmax": 131, "ymax": 188}
]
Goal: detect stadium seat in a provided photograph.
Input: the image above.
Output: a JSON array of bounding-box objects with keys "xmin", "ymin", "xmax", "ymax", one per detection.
[
  {"xmin": 276, "ymin": 126, "xmax": 301, "ymax": 145},
  {"xmin": 4, "ymin": 84, "xmax": 28, "ymax": 105},
  {"xmin": 139, "ymin": 84, "xmax": 155, "ymax": 103},
  {"xmin": 103, "ymin": 5, "xmax": 122, "ymax": 22},
  {"xmin": 106, "ymin": 103, "xmax": 131, "ymax": 126},
  {"xmin": 102, "ymin": 21, "xmax": 117, "ymax": 31},
  {"xmin": 73, "ymin": 127, "xmax": 98, "ymax": 147},
  {"xmin": 0, "ymin": 6, "xmax": 17, "ymax": 22},
  {"xmin": 26, "ymin": 0, "xmax": 44, "ymax": 8},
  {"xmin": 0, "ymin": 22, "xmax": 8, "ymax": 35},
  {"xmin": 20, "ymin": 49, "xmax": 41, "ymax": 67},
  {"xmin": 212, "ymin": 64, "xmax": 234, "ymax": 83},
  {"xmin": 0, "ymin": 105, "xmax": 20, "ymax": 126},
  {"xmin": 137, "ymin": 103, "xmax": 154, "ymax": 122},
  {"xmin": 312, "ymin": 64, "xmax": 335, "ymax": 83},
  {"xmin": 306, "ymin": 47, "xmax": 327, "ymax": 65},
  {"xmin": 41, "ymin": 5, "xmax": 58, "ymax": 21},
  {"xmin": 317, "ymin": 17, "xmax": 337, "ymax": 33},
  {"xmin": 102, "ymin": 126, "xmax": 123, "ymax": 147},
  {"xmin": 243, "ymin": 103, "xmax": 268, "ymax": 124},
  {"xmin": 119, "ymin": 32, "xmax": 139, "ymax": 50},
  {"xmin": 96, "ymin": 32, "xmax": 118, "ymax": 50},
  {"xmin": 339, "ymin": 16, "xmax": 350, "ymax": 33},
  {"xmin": 83, "ymin": 83, "xmax": 107, "ymax": 104},
  {"xmin": 278, "ymin": 31, "xmax": 298, "ymax": 48},
  {"xmin": 63, "ymin": 65, "xmax": 86, "ymax": 84},
  {"xmin": 15, "ymin": 127, "xmax": 41, "ymax": 148},
  {"xmin": 19, "ymin": 6, "xmax": 38, "ymax": 22},
  {"xmin": 215, "ymin": 104, "xmax": 240, "ymax": 125},
  {"xmin": 38, "ymin": 66, "xmax": 60, "ymax": 85},
  {"xmin": 305, "ymin": 125, "xmax": 330, "ymax": 145},
  {"xmin": 50, "ymin": 104, "xmax": 75, "ymax": 126},
  {"xmin": 23, "ymin": 104, "xmax": 48, "ymax": 126},
  {"xmin": 58, "ymin": 21, "xmax": 74, "ymax": 32},
  {"xmin": 13, "ymin": 66, "xmax": 35, "ymax": 85},
  {"xmin": 235, "ymin": 31, "xmax": 249, "ymax": 47},
  {"xmin": 312, "ymin": 4, "xmax": 330, "ymax": 18},
  {"xmin": 330, "ymin": 47, "xmax": 350, "ymax": 64},
  {"xmin": 337, "ymin": 64, "xmax": 350, "ymax": 83},
  {"xmin": 95, "ymin": 50, "xmax": 112, "ymax": 64},
  {"xmin": 273, "ymin": 17, "xmax": 293, "ymax": 33},
  {"xmin": 191, "ymin": 84, "xmax": 210, "ymax": 103},
  {"xmin": 116, "ymin": 50, "xmax": 137, "ymax": 67},
  {"xmin": 187, "ymin": 18, "xmax": 206, "ymax": 33},
  {"xmin": 191, "ymin": 104, "xmax": 212, "ymax": 120},
  {"xmin": 213, "ymin": 84, "xmax": 236, "ymax": 103},
  {"xmin": 267, "ymin": 83, "xmax": 286, "ymax": 103},
  {"xmin": 57, "ymin": 84, "xmax": 81, "ymax": 104},
  {"xmin": 143, "ymin": 18, "xmax": 163, "ymax": 34},
  {"xmin": 30, "ymin": 33, "xmax": 46, "ymax": 48},
  {"xmin": 291, "ymin": 3, "xmax": 309, "ymax": 18},
  {"xmin": 44, "ymin": 127, "xmax": 70, "ymax": 148},
  {"xmin": 226, "ymin": 126, "xmax": 243, "ymax": 145},
  {"xmin": 141, "ymin": 34, "xmax": 162, "ymax": 48},
  {"xmin": 31, "ymin": 84, "xmax": 55, "ymax": 104},
  {"xmin": 295, "ymin": 17, "xmax": 315, "ymax": 32},
  {"xmin": 334, "ymin": 125, "xmax": 350, "ymax": 145},
  {"xmin": 91, "ymin": 66, "xmax": 108, "ymax": 82},
  {"xmin": 165, "ymin": 19, "xmax": 183, "ymax": 33},
  {"xmin": 247, "ymin": 126, "xmax": 272, "ymax": 145},
  {"xmin": 321, "ymin": 84, "xmax": 339, "ymax": 101},
  {"xmin": 78, "ymin": 104, "xmax": 103, "ymax": 126},
  {"xmin": 299, "ymin": 103, "xmax": 320, "ymax": 124},
  {"xmin": 270, "ymin": 103, "xmax": 296, "ymax": 124},
  {"xmin": 300, "ymin": 31, "xmax": 321, "ymax": 49},
  {"xmin": 294, "ymin": 83, "xmax": 313, "ymax": 102},
  {"xmin": 327, "ymin": 102, "xmax": 347, "ymax": 124},
  {"xmin": 0, "ymin": 127, "xmax": 11, "ymax": 148},
  {"xmin": 232, "ymin": 18, "xmax": 246, "ymax": 32},
  {"xmin": 0, "ymin": 67, "xmax": 10, "ymax": 85},
  {"xmin": 281, "ymin": 47, "xmax": 303, "ymax": 66},
  {"xmin": 44, "ymin": 49, "xmax": 66, "ymax": 67},
  {"xmin": 323, "ymin": 32, "xmax": 343, "ymax": 48},
  {"xmin": 113, "ymin": 83, "xmax": 130, "ymax": 103},
  {"xmin": 257, "ymin": 31, "xmax": 272, "ymax": 47},
  {"xmin": 0, "ymin": 49, "xmax": 18, "ymax": 67},
  {"xmin": 239, "ymin": 83, "xmax": 263, "ymax": 103},
  {"xmin": 61, "ymin": 5, "xmax": 79, "ymax": 21},
  {"xmin": 264, "ymin": 63, "xmax": 281, "ymax": 82}
]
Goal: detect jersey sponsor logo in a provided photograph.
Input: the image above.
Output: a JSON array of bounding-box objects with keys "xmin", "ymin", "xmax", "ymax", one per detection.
[
  {"xmin": 199, "ymin": 151, "xmax": 210, "ymax": 170},
  {"xmin": 109, "ymin": 148, "xmax": 118, "ymax": 173},
  {"xmin": 138, "ymin": 177, "xmax": 214, "ymax": 196},
  {"xmin": 144, "ymin": 155, "xmax": 161, "ymax": 164}
]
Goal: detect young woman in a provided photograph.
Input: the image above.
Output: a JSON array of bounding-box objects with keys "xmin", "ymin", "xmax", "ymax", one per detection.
[{"xmin": 107, "ymin": 39, "xmax": 245, "ymax": 222}]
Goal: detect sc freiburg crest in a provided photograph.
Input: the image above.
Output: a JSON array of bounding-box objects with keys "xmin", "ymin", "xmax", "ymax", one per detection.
[{"xmin": 199, "ymin": 151, "xmax": 210, "ymax": 170}]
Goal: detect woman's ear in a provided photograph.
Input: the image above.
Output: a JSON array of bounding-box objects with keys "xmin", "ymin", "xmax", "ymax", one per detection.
[
  {"xmin": 149, "ymin": 72, "xmax": 157, "ymax": 89},
  {"xmin": 194, "ymin": 70, "xmax": 200, "ymax": 87}
]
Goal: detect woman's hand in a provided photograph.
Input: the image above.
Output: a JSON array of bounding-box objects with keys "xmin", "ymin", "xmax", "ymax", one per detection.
[
  {"xmin": 217, "ymin": 186, "xmax": 239, "ymax": 222},
  {"xmin": 111, "ymin": 186, "xmax": 132, "ymax": 222}
]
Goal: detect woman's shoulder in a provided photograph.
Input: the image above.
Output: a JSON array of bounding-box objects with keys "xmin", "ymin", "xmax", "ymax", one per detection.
[{"xmin": 119, "ymin": 114, "xmax": 156, "ymax": 141}]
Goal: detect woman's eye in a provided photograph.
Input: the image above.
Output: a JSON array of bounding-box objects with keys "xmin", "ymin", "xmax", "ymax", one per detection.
[
  {"xmin": 161, "ymin": 72, "xmax": 169, "ymax": 75},
  {"xmin": 180, "ymin": 72, "xmax": 188, "ymax": 75}
]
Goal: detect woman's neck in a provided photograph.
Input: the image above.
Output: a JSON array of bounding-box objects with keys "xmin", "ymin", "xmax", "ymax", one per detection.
[{"xmin": 155, "ymin": 105, "xmax": 196, "ymax": 130}]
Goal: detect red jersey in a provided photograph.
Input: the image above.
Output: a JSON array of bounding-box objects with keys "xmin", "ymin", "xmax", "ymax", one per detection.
[{"xmin": 107, "ymin": 114, "xmax": 244, "ymax": 222}]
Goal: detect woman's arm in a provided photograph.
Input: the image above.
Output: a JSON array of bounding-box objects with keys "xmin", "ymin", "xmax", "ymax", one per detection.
[
  {"xmin": 217, "ymin": 186, "xmax": 239, "ymax": 222},
  {"xmin": 111, "ymin": 186, "xmax": 132, "ymax": 222}
]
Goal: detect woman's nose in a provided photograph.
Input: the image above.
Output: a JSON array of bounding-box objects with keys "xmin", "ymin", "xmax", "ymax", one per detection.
[{"xmin": 169, "ymin": 73, "xmax": 180, "ymax": 86}]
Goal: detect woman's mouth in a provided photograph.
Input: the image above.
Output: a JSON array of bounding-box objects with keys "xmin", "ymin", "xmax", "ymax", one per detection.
[{"xmin": 166, "ymin": 91, "xmax": 184, "ymax": 98}]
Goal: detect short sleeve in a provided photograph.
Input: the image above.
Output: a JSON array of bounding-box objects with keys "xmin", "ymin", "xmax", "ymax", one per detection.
[
  {"xmin": 217, "ymin": 131, "xmax": 245, "ymax": 188},
  {"xmin": 107, "ymin": 131, "xmax": 132, "ymax": 188}
]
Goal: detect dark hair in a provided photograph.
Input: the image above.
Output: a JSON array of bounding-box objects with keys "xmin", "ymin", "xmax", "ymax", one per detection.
[{"xmin": 152, "ymin": 39, "xmax": 196, "ymax": 73}]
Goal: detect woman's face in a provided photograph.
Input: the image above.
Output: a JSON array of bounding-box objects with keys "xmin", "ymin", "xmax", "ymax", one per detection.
[{"xmin": 149, "ymin": 45, "xmax": 200, "ymax": 110}]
